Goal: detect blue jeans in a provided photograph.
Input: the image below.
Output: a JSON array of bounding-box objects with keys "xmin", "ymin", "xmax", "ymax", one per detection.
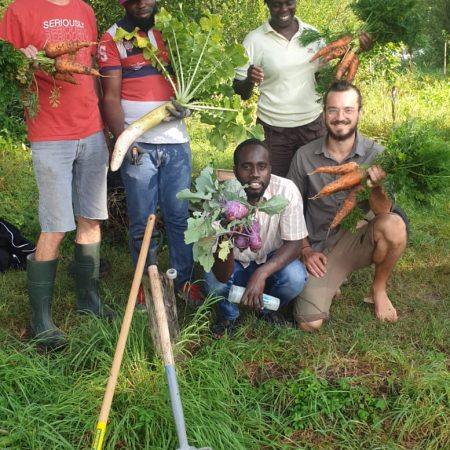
[
  {"xmin": 120, "ymin": 142, "xmax": 194, "ymax": 287},
  {"xmin": 204, "ymin": 256, "xmax": 308, "ymax": 321}
]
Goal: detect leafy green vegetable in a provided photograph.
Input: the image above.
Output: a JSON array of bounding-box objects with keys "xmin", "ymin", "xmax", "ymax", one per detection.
[
  {"xmin": 352, "ymin": 0, "xmax": 422, "ymax": 47},
  {"xmin": 0, "ymin": 39, "xmax": 36, "ymax": 117},
  {"xmin": 0, "ymin": 39, "xmax": 62, "ymax": 118},
  {"xmin": 114, "ymin": 7, "xmax": 263, "ymax": 150},
  {"xmin": 341, "ymin": 119, "xmax": 450, "ymax": 231},
  {"xmin": 298, "ymin": 28, "xmax": 325, "ymax": 47},
  {"xmin": 177, "ymin": 166, "xmax": 288, "ymax": 272},
  {"xmin": 304, "ymin": 0, "xmax": 423, "ymax": 96}
]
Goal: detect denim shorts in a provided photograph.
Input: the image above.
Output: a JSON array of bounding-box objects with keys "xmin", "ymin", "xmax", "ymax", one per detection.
[{"xmin": 31, "ymin": 131, "xmax": 108, "ymax": 232}]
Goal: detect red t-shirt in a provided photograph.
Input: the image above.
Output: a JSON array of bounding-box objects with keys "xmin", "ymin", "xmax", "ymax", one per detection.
[{"xmin": 0, "ymin": 0, "xmax": 103, "ymax": 141}]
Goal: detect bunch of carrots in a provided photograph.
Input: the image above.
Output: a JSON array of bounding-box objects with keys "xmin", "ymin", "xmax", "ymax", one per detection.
[
  {"xmin": 5, "ymin": 40, "xmax": 104, "ymax": 116},
  {"xmin": 39, "ymin": 40, "xmax": 101, "ymax": 84},
  {"xmin": 310, "ymin": 34, "xmax": 367, "ymax": 83},
  {"xmin": 308, "ymin": 161, "xmax": 368, "ymax": 230}
]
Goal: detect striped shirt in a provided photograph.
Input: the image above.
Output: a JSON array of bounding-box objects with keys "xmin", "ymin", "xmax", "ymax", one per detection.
[
  {"xmin": 98, "ymin": 17, "xmax": 188, "ymax": 144},
  {"xmin": 235, "ymin": 175, "xmax": 308, "ymax": 267}
]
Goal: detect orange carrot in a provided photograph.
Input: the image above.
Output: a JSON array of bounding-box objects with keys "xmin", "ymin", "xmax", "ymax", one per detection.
[
  {"xmin": 54, "ymin": 72, "xmax": 78, "ymax": 84},
  {"xmin": 55, "ymin": 57, "xmax": 101, "ymax": 76},
  {"xmin": 45, "ymin": 41, "xmax": 97, "ymax": 58},
  {"xmin": 308, "ymin": 161, "xmax": 359, "ymax": 176},
  {"xmin": 310, "ymin": 35, "xmax": 353, "ymax": 62},
  {"xmin": 346, "ymin": 54, "xmax": 360, "ymax": 82},
  {"xmin": 335, "ymin": 50, "xmax": 356, "ymax": 80},
  {"xmin": 309, "ymin": 168, "xmax": 365, "ymax": 200},
  {"xmin": 320, "ymin": 46, "xmax": 348, "ymax": 64},
  {"xmin": 329, "ymin": 185, "xmax": 364, "ymax": 229}
]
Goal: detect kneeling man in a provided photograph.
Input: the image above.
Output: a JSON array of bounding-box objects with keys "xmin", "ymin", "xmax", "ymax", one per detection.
[
  {"xmin": 206, "ymin": 139, "xmax": 309, "ymax": 338},
  {"xmin": 287, "ymin": 81, "xmax": 408, "ymax": 332}
]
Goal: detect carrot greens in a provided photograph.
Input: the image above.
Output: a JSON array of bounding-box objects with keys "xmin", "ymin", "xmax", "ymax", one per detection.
[
  {"xmin": 0, "ymin": 39, "xmax": 101, "ymax": 118},
  {"xmin": 301, "ymin": 0, "xmax": 423, "ymax": 86},
  {"xmin": 313, "ymin": 120, "xmax": 450, "ymax": 231}
]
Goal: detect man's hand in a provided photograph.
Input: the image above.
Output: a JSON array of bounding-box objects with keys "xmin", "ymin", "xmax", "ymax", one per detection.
[
  {"xmin": 366, "ymin": 165, "xmax": 386, "ymax": 188},
  {"xmin": 303, "ymin": 247, "xmax": 327, "ymax": 278},
  {"xmin": 20, "ymin": 44, "xmax": 38, "ymax": 59},
  {"xmin": 126, "ymin": 142, "xmax": 144, "ymax": 166},
  {"xmin": 163, "ymin": 98, "xmax": 191, "ymax": 122},
  {"xmin": 367, "ymin": 165, "xmax": 392, "ymax": 214},
  {"xmin": 240, "ymin": 270, "xmax": 266, "ymax": 310},
  {"xmin": 247, "ymin": 64, "xmax": 264, "ymax": 85}
]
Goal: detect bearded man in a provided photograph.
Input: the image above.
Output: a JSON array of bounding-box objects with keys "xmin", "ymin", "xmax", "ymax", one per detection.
[
  {"xmin": 206, "ymin": 139, "xmax": 309, "ymax": 338},
  {"xmin": 98, "ymin": 0, "xmax": 202, "ymax": 307},
  {"xmin": 287, "ymin": 81, "xmax": 408, "ymax": 331}
]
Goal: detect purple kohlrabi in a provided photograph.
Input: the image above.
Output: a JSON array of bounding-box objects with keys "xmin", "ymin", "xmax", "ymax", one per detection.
[
  {"xmin": 249, "ymin": 232, "xmax": 263, "ymax": 252},
  {"xmin": 251, "ymin": 219, "xmax": 261, "ymax": 233},
  {"xmin": 224, "ymin": 200, "xmax": 249, "ymax": 222},
  {"xmin": 233, "ymin": 234, "xmax": 249, "ymax": 250}
]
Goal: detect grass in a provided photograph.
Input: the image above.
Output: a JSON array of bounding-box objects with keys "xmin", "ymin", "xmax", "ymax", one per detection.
[{"xmin": 0, "ymin": 71, "xmax": 449, "ymax": 449}]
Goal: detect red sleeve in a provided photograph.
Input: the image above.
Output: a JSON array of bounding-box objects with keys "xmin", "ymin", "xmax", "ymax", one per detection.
[{"xmin": 97, "ymin": 31, "xmax": 122, "ymax": 71}]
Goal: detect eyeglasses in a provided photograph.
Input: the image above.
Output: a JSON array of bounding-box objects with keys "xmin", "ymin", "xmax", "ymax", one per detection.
[{"xmin": 325, "ymin": 107, "xmax": 358, "ymax": 117}]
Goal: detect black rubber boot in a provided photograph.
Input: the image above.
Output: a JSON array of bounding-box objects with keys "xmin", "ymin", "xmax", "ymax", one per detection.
[
  {"xmin": 27, "ymin": 254, "xmax": 67, "ymax": 350},
  {"xmin": 74, "ymin": 242, "xmax": 115, "ymax": 319}
]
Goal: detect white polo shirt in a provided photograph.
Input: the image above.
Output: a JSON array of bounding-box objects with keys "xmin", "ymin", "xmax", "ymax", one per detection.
[{"xmin": 235, "ymin": 18, "xmax": 323, "ymax": 128}]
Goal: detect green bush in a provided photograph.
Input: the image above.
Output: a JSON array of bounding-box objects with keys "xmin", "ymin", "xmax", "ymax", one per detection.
[{"xmin": 85, "ymin": 0, "xmax": 122, "ymax": 35}]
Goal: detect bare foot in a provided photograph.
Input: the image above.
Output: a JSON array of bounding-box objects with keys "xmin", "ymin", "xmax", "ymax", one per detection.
[{"xmin": 372, "ymin": 289, "xmax": 398, "ymax": 322}]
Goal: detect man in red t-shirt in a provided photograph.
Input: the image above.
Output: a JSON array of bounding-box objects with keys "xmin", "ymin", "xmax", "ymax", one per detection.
[{"xmin": 0, "ymin": 0, "xmax": 114, "ymax": 350}]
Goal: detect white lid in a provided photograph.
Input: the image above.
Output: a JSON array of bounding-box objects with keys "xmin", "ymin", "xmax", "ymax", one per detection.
[
  {"xmin": 228, "ymin": 285, "xmax": 245, "ymax": 304},
  {"xmin": 166, "ymin": 268, "xmax": 177, "ymax": 280}
]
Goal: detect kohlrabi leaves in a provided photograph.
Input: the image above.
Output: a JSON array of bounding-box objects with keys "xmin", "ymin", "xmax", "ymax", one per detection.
[
  {"xmin": 192, "ymin": 236, "xmax": 216, "ymax": 273},
  {"xmin": 258, "ymin": 196, "xmax": 290, "ymax": 215}
]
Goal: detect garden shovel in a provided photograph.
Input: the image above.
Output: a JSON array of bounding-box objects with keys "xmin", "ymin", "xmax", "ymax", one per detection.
[{"xmin": 148, "ymin": 265, "xmax": 211, "ymax": 450}]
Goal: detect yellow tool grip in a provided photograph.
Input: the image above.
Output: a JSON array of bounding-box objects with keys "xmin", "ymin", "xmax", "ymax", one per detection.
[{"xmin": 92, "ymin": 421, "xmax": 107, "ymax": 450}]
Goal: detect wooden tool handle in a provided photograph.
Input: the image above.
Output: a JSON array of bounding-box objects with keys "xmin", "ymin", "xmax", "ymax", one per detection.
[
  {"xmin": 93, "ymin": 214, "xmax": 156, "ymax": 450},
  {"xmin": 148, "ymin": 265, "xmax": 174, "ymax": 366}
]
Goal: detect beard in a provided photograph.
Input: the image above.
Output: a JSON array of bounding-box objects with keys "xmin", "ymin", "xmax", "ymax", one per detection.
[
  {"xmin": 327, "ymin": 121, "xmax": 358, "ymax": 141},
  {"xmin": 245, "ymin": 189, "xmax": 263, "ymax": 201},
  {"xmin": 127, "ymin": 7, "xmax": 157, "ymax": 31},
  {"xmin": 244, "ymin": 183, "xmax": 268, "ymax": 202}
]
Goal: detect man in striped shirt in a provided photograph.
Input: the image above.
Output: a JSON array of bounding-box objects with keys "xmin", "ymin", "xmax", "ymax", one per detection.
[
  {"xmin": 205, "ymin": 139, "xmax": 309, "ymax": 338},
  {"xmin": 99, "ymin": 0, "xmax": 202, "ymax": 306}
]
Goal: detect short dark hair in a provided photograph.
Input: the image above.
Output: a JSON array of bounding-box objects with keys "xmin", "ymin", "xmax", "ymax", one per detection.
[
  {"xmin": 323, "ymin": 81, "xmax": 362, "ymax": 110},
  {"xmin": 233, "ymin": 138, "xmax": 270, "ymax": 166}
]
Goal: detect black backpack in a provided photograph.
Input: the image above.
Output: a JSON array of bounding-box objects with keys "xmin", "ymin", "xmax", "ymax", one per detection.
[{"xmin": 0, "ymin": 219, "xmax": 36, "ymax": 272}]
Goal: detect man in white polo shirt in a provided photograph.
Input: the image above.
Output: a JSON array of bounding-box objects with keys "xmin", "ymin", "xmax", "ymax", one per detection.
[
  {"xmin": 205, "ymin": 138, "xmax": 309, "ymax": 338},
  {"xmin": 233, "ymin": 0, "xmax": 326, "ymax": 177}
]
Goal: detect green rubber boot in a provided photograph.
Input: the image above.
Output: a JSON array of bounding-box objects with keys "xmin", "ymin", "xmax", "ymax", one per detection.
[
  {"xmin": 74, "ymin": 242, "xmax": 115, "ymax": 319},
  {"xmin": 27, "ymin": 254, "xmax": 67, "ymax": 350}
]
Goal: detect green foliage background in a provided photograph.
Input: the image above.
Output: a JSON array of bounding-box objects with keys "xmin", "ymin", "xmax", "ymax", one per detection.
[
  {"xmin": 0, "ymin": 2, "xmax": 449, "ymax": 450},
  {"xmin": 0, "ymin": 0, "xmax": 448, "ymax": 140}
]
